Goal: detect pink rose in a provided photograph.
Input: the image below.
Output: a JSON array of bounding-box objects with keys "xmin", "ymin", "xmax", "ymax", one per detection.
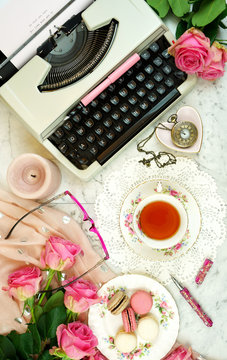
[
  {"xmin": 63, "ymin": 278, "xmax": 101, "ymax": 313},
  {"xmin": 41, "ymin": 236, "xmax": 81, "ymax": 271},
  {"xmin": 198, "ymin": 42, "xmax": 227, "ymax": 80},
  {"xmin": 168, "ymin": 28, "xmax": 211, "ymax": 74},
  {"xmin": 126, "ymin": 213, "xmax": 133, "ymax": 223},
  {"xmin": 50, "ymin": 322, "xmax": 98, "ymax": 360},
  {"xmin": 2, "ymin": 266, "xmax": 42, "ymax": 301},
  {"xmin": 86, "ymin": 350, "xmax": 108, "ymax": 360},
  {"xmin": 175, "ymin": 243, "xmax": 182, "ymax": 250}
]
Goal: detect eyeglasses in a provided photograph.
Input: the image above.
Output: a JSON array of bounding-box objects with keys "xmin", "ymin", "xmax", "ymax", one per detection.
[{"xmin": 5, "ymin": 190, "xmax": 109, "ymax": 292}]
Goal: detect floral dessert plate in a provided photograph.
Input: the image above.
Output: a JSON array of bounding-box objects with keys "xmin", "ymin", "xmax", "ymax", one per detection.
[
  {"xmin": 88, "ymin": 274, "xmax": 179, "ymax": 360},
  {"xmin": 119, "ymin": 179, "xmax": 201, "ymax": 261}
]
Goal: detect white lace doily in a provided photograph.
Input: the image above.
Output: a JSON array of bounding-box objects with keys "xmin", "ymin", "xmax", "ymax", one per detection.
[{"xmin": 95, "ymin": 157, "xmax": 226, "ymax": 285}]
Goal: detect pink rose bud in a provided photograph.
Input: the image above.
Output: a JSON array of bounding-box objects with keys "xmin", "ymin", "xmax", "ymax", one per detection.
[
  {"xmin": 2, "ymin": 266, "xmax": 42, "ymax": 301},
  {"xmin": 41, "ymin": 236, "xmax": 81, "ymax": 271},
  {"xmin": 198, "ymin": 42, "xmax": 227, "ymax": 80},
  {"xmin": 168, "ymin": 28, "xmax": 211, "ymax": 74},
  {"xmin": 87, "ymin": 350, "xmax": 108, "ymax": 360},
  {"xmin": 50, "ymin": 322, "xmax": 98, "ymax": 360},
  {"xmin": 63, "ymin": 278, "xmax": 102, "ymax": 313}
]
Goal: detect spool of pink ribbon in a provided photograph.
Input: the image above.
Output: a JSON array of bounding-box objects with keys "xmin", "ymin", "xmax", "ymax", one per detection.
[{"xmin": 7, "ymin": 153, "xmax": 61, "ymax": 200}]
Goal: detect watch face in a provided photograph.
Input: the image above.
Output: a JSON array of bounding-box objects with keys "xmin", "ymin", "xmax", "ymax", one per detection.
[{"xmin": 171, "ymin": 121, "xmax": 198, "ymax": 148}]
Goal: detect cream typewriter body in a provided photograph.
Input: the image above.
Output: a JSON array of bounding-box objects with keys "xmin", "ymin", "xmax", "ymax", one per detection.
[{"xmin": 0, "ymin": 0, "xmax": 196, "ymax": 180}]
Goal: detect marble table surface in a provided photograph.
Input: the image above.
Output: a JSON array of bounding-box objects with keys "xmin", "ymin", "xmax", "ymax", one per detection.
[{"xmin": 0, "ymin": 34, "xmax": 227, "ymax": 360}]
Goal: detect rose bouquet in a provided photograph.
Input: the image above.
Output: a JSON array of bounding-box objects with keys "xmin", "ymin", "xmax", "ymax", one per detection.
[
  {"xmin": 146, "ymin": 0, "xmax": 227, "ymax": 80},
  {"xmin": 0, "ymin": 236, "xmax": 106, "ymax": 360}
]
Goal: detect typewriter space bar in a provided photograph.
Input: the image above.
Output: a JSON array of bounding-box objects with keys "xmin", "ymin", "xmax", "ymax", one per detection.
[{"xmin": 97, "ymin": 89, "xmax": 180, "ymax": 165}]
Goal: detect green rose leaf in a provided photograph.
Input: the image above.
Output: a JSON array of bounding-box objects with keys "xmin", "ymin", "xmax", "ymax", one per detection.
[
  {"xmin": 27, "ymin": 324, "xmax": 41, "ymax": 354},
  {"xmin": 7, "ymin": 331, "xmax": 33, "ymax": 360},
  {"xmin": 146, "ymin": 0, "xmax": 170, "ymax": 18},
  {"xmin": 204, "ymin": 20, "xmax": 220, "ymax": 44},
  {"xmin": 34, "ymin": 305, "xmax": 43, "ymax": 322},
  {"xmin": 0, "ymin": 335, "xmax": 17, "ymax": 360},
  {"xmin": 38, "ymin": 349, "xmax": 54, "ymax": 360},
  {"xmin": 43, "ymin": 291, "xmax": 64, "ymax": 313},
  {"xmin": 192, "ymin": 0, "xmax": 226, "ymax": 26},
  {"xmin": 176, "ymin": 20, "xmax": 188, "ymax": 39},
  {"xmin": 168, "ymin": 0, "xmax": 190, "ymax": 17},
  {"xmin": 46, "ymin": 306, "xmax": 67, "ymax": 339},
  {"xmin": 37, "ymin": 313, "xmax": 47, "ymax": 340}
]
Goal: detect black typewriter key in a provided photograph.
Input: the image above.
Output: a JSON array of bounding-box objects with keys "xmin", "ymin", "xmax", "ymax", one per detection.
[
  {"xmin": 98, "ymin": 138, "xmax": 107, "ymax": 147},
  {"xmin": 119, "ymin": 88, "xmax": 128, "ymax": 97},
  {"xmin": 103, "ymin": 118, "xmax": 113, "ymax": 128},
  {"xmin": 137, "ymin": 88, "xmax": 146, "ymax": 97},
  {"xmin": 120, "ymin": 103, "xmax": 129, "ymax": 113},
  {"xmin": 89, "ymin": 145, "xmax": 98, "ymax": 156},
  {"xmin": 174, "ymin": 70, "xmax": 186, "ymax": 80},
  {"xmin": 126, "ymin": 69, "xmax": 134, "ymax": 77},
  {"xmin": 63, "ymin": 120, "xmax": 73, "ymax": 131},
  {"xmin": 85, "ymin": 118, "xmax": 94, "ymax": 128},
  {"xmin": 165, "ymin": 78, "xmax": 174, "ymax": 88},
  {"xmin": 148, "ymin": 93, "xmax": 157, "ymax": 103},
  {"xmin": 111, "ymin": 111, "xmax": 121, "ymax": 120},
  {"xmin": 81, "ymin": 107, "xmax": 90, "ymax": 115},
  {"xmin": 99, "ymin": 91, "xmax": 108, "ymax": 100},
  {"xmin": 79, "ymin": 157, "xmax": 88, "ymax": 166},
  {"xmin": 162, "ymin": 49, "xmax": 171, "ymax": 59},
  {"xmin": 157, "ymin": 85, "xmax": 166, "ymax": 95},
  {"xmin": 144, "ymin": 65, "xmax": 154, "ymax": 75},
  {"xmin": 95, "ymin": 126, "xmax": 104, "ymax": 136},
  {"xmin": 140, "ymin": 101, "xmax": 149, "ymax": 110},
  {"xmin": 128, "ymin": 95, "xmax": 138, "ymax": 105},
  {"xmin": 78, "ymin": 140, "xmax": 87, "ymax": 151},
  {"xmin": 67, "ymin": 134, "xmax": 77, "ymax": 144},
  {"xmin": 69, "ymin": 150, "xmax": 79, "ymax": 160},
  {"xmin": 106, "ymin": 130, "xmax": 115, "ymax": 140},
  {"xmin": 110, "ymin": 96, "xmax": 120, "ymax": 105},
  {"xmin": 154, "ymin": 72, "xmax": 163, "ymax": 82},
  {"xmin": 149, "ymin": 42, "xmax": 159, "ymax": 53},
  {"xmin": 76, "ymin": 104, "xmax": 83, "ymax": 111},
  {"xmin": 54, "ymin": 129, "xmax": 64, "ymax": 139},
  {"xmin": 123, "ymin": 115, "xmax": 133, "ymax": 125},
  {"xmin": 127, "ymin": 80, "xmax": 137, "ymax": 90},
  {"xmin": 108, "ymin": 84, "xmax": 116, "ymax": 92},
  {"xmin": 102, "ymin": 103, "xmax": 111, "ymax": 113},
  {"xmin": 135, "ymin": 60, "xmax": 142, "ymax": 69},
  {"xmin": 86, "ymin": 133, "xmax": 96, "ymax": 143},
  {"xmin": 136, "ymin": 72, "xmax": 145, "ymax": 82},
  {"xmin": 76, "ymin": 126, "xmax": 86, "ymax": 136},
  {"xmin": 162, "ymin": 65, "xmax": 172, "ymax": 75},
  {"xmin": 114, "ymin": 123, "xmax": 124, "ymax": 133},
  {"xmin": 72, "ymin": 114, "xmax": 81, "ymax": 123},
  {"xmin": 145, "ymin": 80, "xmax": 154, "ymax": 90},
  {"xmin": 91, "ymin": 99, "xmax": 99, "ymax": 108},
  {"xmin": 58, "ymin": 142, "xmax": 68, "ymax": 154},
  {"xmin": 141, "ymin": 50, "xmax": 151, "ymax": 60},
  {"xmin": 131, "ymin": 108, "xmax": 141, "ymax": 118},
  {"xmin": 117, "ymin": 76, "xmax": 125, "ymax": 85},
  {"xmin": 153, "ymin": 57, "xmax": 163, "ymax": 67},
  {"xmin": 93, "ymin": 111, "xmax": 102, "ymax": 121},
  {"xmin": 69, "ymin": 109, "xmax": 76, "ymax": 116}
]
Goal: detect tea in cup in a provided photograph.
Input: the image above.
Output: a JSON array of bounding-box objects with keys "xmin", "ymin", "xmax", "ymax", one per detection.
[{"xmin": 133, "ymin": 194, "xmax": 187, "ymax": 249}]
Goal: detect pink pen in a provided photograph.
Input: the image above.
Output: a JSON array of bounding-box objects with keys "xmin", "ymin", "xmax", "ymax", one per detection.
[{"xmin": 170, "ymin": 275, "xmax": 213, "ymax": 327}]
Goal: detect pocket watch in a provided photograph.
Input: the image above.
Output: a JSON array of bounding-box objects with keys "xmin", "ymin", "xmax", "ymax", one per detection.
[{"xmin": 168, "ymin": 114, "xmax": 198, "ymax": 148}]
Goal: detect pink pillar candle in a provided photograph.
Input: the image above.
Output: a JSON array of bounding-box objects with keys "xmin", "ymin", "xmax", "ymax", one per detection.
[{"xmin": 7, "ymin": 153, "xmax": 61, "ymax": 200}]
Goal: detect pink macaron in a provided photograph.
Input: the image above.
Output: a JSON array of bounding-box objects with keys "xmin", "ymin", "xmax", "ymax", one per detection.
[
  {"xmin": 122, "ymin": 307, "xmax": 137, "ymax": 332},
  {"xmin": 130, "ymin": 290, "xmax": 153, "ymax": 315}
]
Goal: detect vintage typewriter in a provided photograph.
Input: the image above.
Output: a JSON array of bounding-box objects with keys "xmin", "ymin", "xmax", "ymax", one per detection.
[{"xmin": 0, "ymin": 0, "xmax": 196, "ymax": 180}]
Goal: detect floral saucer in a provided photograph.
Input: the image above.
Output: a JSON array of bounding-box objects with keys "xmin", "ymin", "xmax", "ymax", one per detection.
[
  {"xmin": 119, "ymin": 179, "xmax": 201, "ymax": 261},
  {"xmin": 88, "ymin": 274, "xmax": 179, "ymax": 360}
]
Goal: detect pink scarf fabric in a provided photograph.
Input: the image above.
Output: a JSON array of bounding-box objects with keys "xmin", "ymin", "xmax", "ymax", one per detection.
[{"xmin": 0, "ymin": 189, "xmax": 115, "ymax": 335}]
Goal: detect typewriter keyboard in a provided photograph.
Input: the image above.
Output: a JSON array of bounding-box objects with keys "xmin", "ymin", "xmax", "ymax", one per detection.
[{"xmin": 48, "ymin": 36, "xmax": 187, "ymax": 170}]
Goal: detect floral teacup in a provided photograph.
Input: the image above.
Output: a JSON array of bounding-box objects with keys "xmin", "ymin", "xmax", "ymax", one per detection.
[{"xmin": 133, "ymin": 194, "xmax": 188, "ymax": 249}]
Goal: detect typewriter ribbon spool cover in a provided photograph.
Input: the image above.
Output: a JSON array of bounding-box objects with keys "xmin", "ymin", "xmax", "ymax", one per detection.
[{"xmin": 0, "ymin": 0, "xmax": 196, "ymax": 180}]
